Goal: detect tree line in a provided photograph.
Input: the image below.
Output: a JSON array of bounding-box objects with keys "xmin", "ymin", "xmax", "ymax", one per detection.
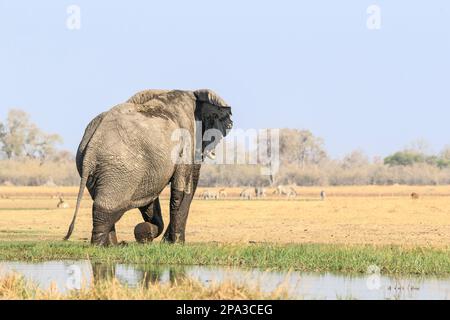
[
  {"xmin": 200, "ymin": 130, "xmax": 450, "ymax": 187},
  {"xmin": 1, "ymin": 109, "xmax": 449, "ymax": 186}
]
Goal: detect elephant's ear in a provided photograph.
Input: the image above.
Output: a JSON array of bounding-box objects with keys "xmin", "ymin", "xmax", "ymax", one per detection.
[
  {"xmin": 194, "ymin": 89, "xmax": 233, "ymax": 161},
  {"xmin": 194, "ymin": 89, "xmax": 230, "ymax": 108},
  {"xmin": 194, "ymin": 89, "xmax": 233, "ymax": 131}
]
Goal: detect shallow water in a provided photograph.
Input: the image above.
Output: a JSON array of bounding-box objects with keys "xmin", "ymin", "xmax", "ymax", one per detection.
[{"xmin": 0, "ymin": 260, "xmax": 449, "ymax": 300}]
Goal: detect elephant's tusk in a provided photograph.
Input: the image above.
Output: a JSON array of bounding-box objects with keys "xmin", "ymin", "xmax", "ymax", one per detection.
[{"xmin": 205, "ymin": 149, "xmax": 216, "ymax": 160}]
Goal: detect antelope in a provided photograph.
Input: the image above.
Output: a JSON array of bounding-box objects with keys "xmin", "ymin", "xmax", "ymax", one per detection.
[
  {"xmin": 57, "ymin": 197, "xmax": 70, "ymax": 209},
  {"xmin": 255, "ymin": 187, "xmax": 266, "ymax": 198},
  {"xmin": 201, "ymin": 190, "xmax": 218, "ymax": 200},
  {"xmin": 240, "ymin": 188, "xmax": 253, "ymax": 200},
  {"xmin": 274, "ymin": 185, "xmax": 297, "ymax": 199},
  {"xmin": 218, "ymin": 189, "xmax": 228, "ymax": 199}
]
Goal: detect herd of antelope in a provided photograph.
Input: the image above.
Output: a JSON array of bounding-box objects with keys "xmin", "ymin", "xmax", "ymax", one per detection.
[
  {"xmin": 200, "ymin": 186, "xmax": 324, "ymax": 200},
  {"xmin": 0, "ymin": 189, "xmax": 423, "ymax": 205},
  {"xmin": 198, "ymin": 188, "xmax": 423, "ymax": 201}
]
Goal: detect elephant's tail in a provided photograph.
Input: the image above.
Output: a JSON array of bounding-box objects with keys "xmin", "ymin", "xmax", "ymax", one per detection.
[{"xmin": 63, "ymin": 170, "xmax": 89, "ymax": 241}]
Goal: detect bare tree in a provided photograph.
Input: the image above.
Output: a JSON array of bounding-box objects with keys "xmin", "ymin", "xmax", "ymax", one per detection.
[
  {"xmin": 0, "ymin": 109, "xmax": 29, "ymax": 159},
  {"xmin": 279, "ymin": 129, "xmax": 327, "ymax": 168},
  {"xmin": 341, "ymin": 150, "xmax": 369, "ymax": 169},
  {"xmin": 440, "ymin": 146, "xmax": 450, "ymax": 160},
  {"xmin": 0, "ymin": 109, "xmax": 62, "ymax": 162}
]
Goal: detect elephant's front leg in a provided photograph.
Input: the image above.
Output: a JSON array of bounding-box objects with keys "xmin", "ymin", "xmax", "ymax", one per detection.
[
  {"xmin": 163, "ymin": 165, "xmax": 200, "ymax": 244},
  {"xmin": 163, "ymin": 189, "xmax": 190, "ymax": 243}
]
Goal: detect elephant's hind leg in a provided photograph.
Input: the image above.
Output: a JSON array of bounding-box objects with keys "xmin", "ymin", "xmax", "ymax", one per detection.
[
  {"xmin": 91, "ymin": 205, "xmax": 125, "ymax": 246},
  {"xmin": 108, "ymin": 224, "xmax": 118, "ymax": 245},
  {"xmin": 139, "ymin": 198, "xmax": 164, "ymax": 239}
]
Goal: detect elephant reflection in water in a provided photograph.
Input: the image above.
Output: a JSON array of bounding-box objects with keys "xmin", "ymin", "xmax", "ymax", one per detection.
[
  {"xmin": 91, "ymin": 263, "xmax": 116, "ymax": 283},
  {"xmin": 90, "ymin": 263, "xmax": 187, "ymax": 288},
  {"xmin": 167, "ymin": 266, "xmax": 187, "ymax": 284}
]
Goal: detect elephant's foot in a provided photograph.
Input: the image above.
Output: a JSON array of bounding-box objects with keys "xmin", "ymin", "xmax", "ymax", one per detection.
[
  {"xmin": 134, "ymin": 222, "xmax": 159, "ymax": 244},
  {"xmin": 91, "ymin": 207, "xmax": 124, "ymax": 246},
  {"xmin": 91, "ymin": 226, "xmax": 119, "ymax": 246},
  {"xmin": 162, "ymin": 230, "xmax": 185, "ymax": 244},
  {"xmin": 91, "ymin": 231, "xmax": 110, "ymax": 246}
]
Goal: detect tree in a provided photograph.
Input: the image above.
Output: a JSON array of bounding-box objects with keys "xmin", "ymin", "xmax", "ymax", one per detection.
[
  {"xmin": 0, "ymin": 122, "xmax": 5, "ymax": 150},
  {"xmin": 279, "ymin": 129, "xmax": 327, "ymax": 167},
  {"xmin": 341, "ymin": 150, "xmax": 369, "ymax": 169},
  {"xmin": 51, "ymin": 150, "xmax": 75, "ymax": 163},
  {"xmin": 0, "ymin": 109, "xmax": 29, "ymax": 159},
  {"xmin": 437, "ymin": 146, "xmax": 450, "ymax": 169},
  {"xmin": 0, "ymin": 109, "xmax": 63, "ymax": 161},
  {"xmin": 406, "ymin": 139, "xmax": 431, "ymax": 154},
  {"xmin": 441, "ymin": 146, "xmax": 450, "ymax": 160},
  {"xmin": 384, "ymin": 151, "xmax": 426, "ymax": 166}
]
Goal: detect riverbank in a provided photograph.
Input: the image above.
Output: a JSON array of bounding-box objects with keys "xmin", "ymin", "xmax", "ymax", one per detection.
[{"xmin": 1, "ymin": 242, "xmax": 449, "ymax": 276}]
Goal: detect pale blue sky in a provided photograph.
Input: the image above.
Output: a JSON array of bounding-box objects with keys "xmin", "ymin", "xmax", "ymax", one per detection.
[{"xmin": 0, "ymin": 1, "xmax": 449, "ymax": 158}]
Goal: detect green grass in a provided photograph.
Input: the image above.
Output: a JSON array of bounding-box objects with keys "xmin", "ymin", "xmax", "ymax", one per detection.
[{"xmin": 0, "ymin": 241, "xmax": 449, "ymax": 276}]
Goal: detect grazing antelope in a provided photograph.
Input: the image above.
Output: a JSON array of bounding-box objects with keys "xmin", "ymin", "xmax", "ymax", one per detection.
[
  {"xmin": 411, "ymin": 192, "xmax": 420, "ymax": 200},
  {"xmin": 201, "ymin": 190, "xmax": 218, "ymax": 200},
  {"xmin": 255, "ymin": 187, "xmax": 266, "ymax": 198},
  {"xmin": 57, "ymin": 197, "xmax": 70, "ymax": 209},
  {"xmin": 218, "ymin": 189, "xmax": 228, "ymax": 199},
  {"xmin": 274, "ymin": 185, "xmax": 297, "ymax": 199},
  {"xmin": 240, "ymin": 188, "xmax": 253, "ymax": 200}
]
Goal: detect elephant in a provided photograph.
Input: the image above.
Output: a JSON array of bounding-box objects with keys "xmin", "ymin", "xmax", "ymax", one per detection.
[{"xmin": 63, "ymin": 89, "xmax": 233, "ymax": 246}]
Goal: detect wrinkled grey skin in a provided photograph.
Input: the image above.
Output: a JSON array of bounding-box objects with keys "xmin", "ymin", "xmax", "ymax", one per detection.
[{"xmin": 63, "ymin": 89, "xmax": 233, "ymax": 246}]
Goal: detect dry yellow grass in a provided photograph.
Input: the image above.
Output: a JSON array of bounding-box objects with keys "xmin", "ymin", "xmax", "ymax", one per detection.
[
  {"xmin": 0, "ymin": 186, "xmax": 449, "ymax": 247},
  {"xmin": 2, "ymin": 184, "xmax": 450, "ymax": 198},
  {"xmin": 0, "ymin": 273, "xmax": 286, "ymax": 300}
]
